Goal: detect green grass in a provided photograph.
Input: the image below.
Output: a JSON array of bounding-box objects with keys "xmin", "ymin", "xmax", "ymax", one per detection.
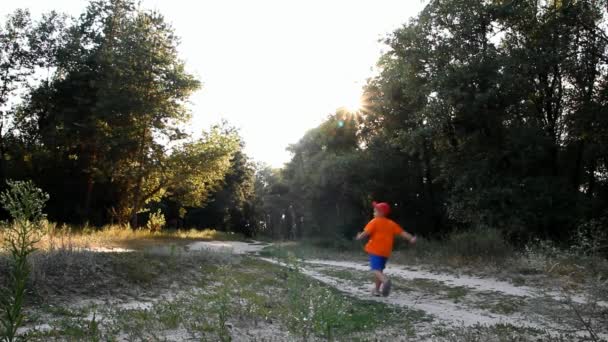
[
  {"xmin": 315, "ymin": 267, "xmax": 370, "ymax": 283},
  {"xmin": 446, "ymin": 286, "xmax": 469, "ymax": 303},
  {"xmin": 471, "ymin": 291, "xmax": 528, "ymax": 316},
  {"xmin": 229, "ymin": 257, "xmax": 432, "ymax": 337}
]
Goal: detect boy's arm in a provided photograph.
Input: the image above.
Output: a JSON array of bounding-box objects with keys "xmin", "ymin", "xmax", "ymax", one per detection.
[
  {"xmin": 356, "ymin": 220, "xmax": 376, "ymax": 240},
  {"xmin": 399, "ymin": 230, "xmax": 416, "ymax": 244},
  {"xmin": 355, "ymin": 231, "xmax": 369, "ymax": 240}
]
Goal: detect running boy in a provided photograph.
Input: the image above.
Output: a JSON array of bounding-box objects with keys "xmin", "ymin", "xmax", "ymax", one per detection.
[{"xmin": 356, "ymin": 201, "xmax": 416, "ymax": 297}]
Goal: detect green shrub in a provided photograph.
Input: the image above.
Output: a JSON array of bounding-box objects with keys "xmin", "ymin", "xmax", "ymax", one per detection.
[
  {"xmin": 572, "ymin": 215, "xmax": 608, "ymax": 258},
  {"xmin": 446, "ymin": 226, "xmax": 512, "ymax": 262},
  {"xmin": 0, "ymin": 180, "xmax": 49, "ymax": 342},
  {"xmin": 145, "ymin": 210, "xmax": 166, "ymax": 232}
]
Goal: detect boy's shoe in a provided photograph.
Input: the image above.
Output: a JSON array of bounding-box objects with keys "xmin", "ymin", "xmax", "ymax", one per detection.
[
  {"xmin": 381, "ymin": 278, "xmax": 392, "ymax": 297},
  {"xmin": 371, "ymin": 289, "xmax": 381, "ymax": 297}
]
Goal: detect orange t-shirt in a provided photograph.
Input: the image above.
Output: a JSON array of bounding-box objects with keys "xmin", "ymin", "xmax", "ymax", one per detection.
[{"xmin": 364, "ymin": 217, "xmax": 404, "ymax": 257}]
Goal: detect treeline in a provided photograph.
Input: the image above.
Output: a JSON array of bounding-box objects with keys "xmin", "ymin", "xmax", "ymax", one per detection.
[
  {"xmin": 3, "ymin": 0, "xmax": 608, "ymax": 244},
  {"xmin": 255, "ymin": 0, "xmax": 608, "ymax": 245},
  {"xmin": 0, "ymin": 0, "xmax": 257, "ymax": 234}
]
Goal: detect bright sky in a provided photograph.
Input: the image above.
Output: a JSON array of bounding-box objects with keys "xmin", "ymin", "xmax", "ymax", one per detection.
[{"xmin": 2, "ymin": 0, "xmax": 427, "ymax": 167}]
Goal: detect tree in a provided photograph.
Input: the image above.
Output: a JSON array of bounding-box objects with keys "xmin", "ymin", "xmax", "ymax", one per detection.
[
  {"xmin": 185, "ymin": 143, "xmax": 258, "ymax": 236},
  {"xmin": 14, "ymin": 0, "xmax": 205, "ymax": 225},
  {"xmin": 0, "ymin": 10, "xmax": 64, "ymax": 186},
  {"xmin": 278, "ymin": 0, "xmax": 608, "ymax": 243},
  {"xmin": 362, "ymin": 0, "xmax": 608, "ymax": 240},
  {"xmin": 253, "ymin": 164, "xmax": 293, "ymax": 239}
]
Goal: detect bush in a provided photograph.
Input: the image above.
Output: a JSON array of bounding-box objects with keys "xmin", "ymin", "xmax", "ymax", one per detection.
[
  {"xmin": 572, "ymin": 215, "xmax": 608, "ymax": 258},
  {"xmin": 446, "ymin": 226, "xmax": 512, "ymax": 262},
  {"xmin": 146, "ymin": 210, "xmax": 166, "ymax": 232}
]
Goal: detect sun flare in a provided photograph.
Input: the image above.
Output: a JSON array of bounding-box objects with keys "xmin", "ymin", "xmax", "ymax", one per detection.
[{"xmin": 342, "ymin": 96, "xmax": 364, "ymax": 113}]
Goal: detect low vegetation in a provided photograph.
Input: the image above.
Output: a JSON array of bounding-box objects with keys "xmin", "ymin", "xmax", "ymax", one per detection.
[
  {"xmin": 0, "ymin": 222, "xmax": 244, "ymax": 253},
  {"xmin": 3, "ymin": 251, "xmax": 433, "ymax": 341},
  {"xmin": 0, "ymin": 221, "xmax": 606, "ymax": 341}
]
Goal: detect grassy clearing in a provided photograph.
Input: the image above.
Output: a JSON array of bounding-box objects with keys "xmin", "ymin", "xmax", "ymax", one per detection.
[
  {"xmin": 1, "ymin": 223, "xmax": 606, "ymax": 341},
  {"xmin": 17, "ymin": 255, "xmax": 433, "ymax": 341}
]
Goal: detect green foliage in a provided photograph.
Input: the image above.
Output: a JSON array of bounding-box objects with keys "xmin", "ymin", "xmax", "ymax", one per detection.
[
  {"xmin": 572, "ymin": 214, "xmax": 608, "ymax": 258},
  {"xmin": 182, "ymin": 137, "xmax": 258, "ymax": 236},
  {"xmin": 445, "ymin": 227, "xmax": 512, "ymax": 262},
  {"xmin": 145, "ymin": 210, "xmax": 165, "ymax": 233},
  {"xmin": 286, "ymin": 280, "xmax": 348, "ymax": 340},
  {"xmin": 283, "ymin": 258, "xmax": 350, "ymax": 340},
  {"xmin": 210, "ymin": 266, "xmax": 234, "ymax": 342},
  {"xmin": 0, "ymin": 180, "xmax": 49, "ymax": 342},
  {"xmin": 0, "ymin": 181, "xmax": 49, "ymax": 224},
  {"xmin": 0, "ymin": 1, "xmax": 251, "ymax": 229}
]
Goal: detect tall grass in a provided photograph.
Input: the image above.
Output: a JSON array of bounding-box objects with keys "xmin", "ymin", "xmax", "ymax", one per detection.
[{"xmin": 0, "ymin": 222, "xmax": 243, "ymax": 252}]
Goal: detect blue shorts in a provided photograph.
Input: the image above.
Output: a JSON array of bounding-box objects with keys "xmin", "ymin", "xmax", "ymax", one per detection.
[{"xmin": 369, "ymin": 254, "xmax": 388, "ymax": 271}]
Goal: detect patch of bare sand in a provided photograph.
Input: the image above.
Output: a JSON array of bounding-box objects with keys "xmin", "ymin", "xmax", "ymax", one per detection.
[{"xmin": 187, "ymin": 240, "xmax": 268, "ymax": 254}]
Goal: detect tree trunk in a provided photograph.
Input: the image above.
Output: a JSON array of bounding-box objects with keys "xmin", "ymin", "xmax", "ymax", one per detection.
[
  {"xmin": 422, "ymin": 137, "xmax": 440, "ymax": 232},
  {"xmin": 587, "ymin": 158, "xmax": 597, "ymax": 199},
  {"xmin": 83, "ymin": 150, "xmax": 97, "ymax": 222},
  {"xmin": 0, "ymin": 141, "xmax": 6, "ymax": 186},
  {"xmin": 131, "ymin": 127, "xmax": 148, "ymax": 228},
  {"xmin": 572, "ymin": 140, "xmax": 585, "ymax": 191},
  {"xmin": 84, "ymin": 176, "xmax": 94, "ymax": 221},
  {"xmin": 289, "ymin": 205, "xmax": 297, "ymax": 240}
]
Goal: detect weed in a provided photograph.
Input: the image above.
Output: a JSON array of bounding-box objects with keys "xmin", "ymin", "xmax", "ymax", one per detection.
[
  {"xmin": 0, "ymin": 180, "xmax": 49, "ymax": 342},
  {"xmin": 446, "ymin": 286, "xmax": 469, "ymax": 303},
  {"xmin": 212, "ymin": 266, "xmax": 234, "ymax": 342}
]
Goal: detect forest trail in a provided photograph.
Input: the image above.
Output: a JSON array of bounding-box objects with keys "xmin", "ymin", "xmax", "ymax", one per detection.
[{"xmin": 191, "ymin": 240, "xmax": 608, "ymax": 340}]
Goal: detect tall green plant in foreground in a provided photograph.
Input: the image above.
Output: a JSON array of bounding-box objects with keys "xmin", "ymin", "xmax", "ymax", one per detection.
[{"xmin": 0, "ymin": 180, "xmax": 49, "ymax": 341}]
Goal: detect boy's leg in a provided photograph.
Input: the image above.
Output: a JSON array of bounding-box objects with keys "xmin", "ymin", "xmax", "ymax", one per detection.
[
  {"xmin": 374, "ymin": 272, "xmax": 382, "ymax": 291},
  {"xmin": 373, "ymin": 270, "xmax": 387, "ymax": 285},
  {"xmin": 379, "ymin": 258, "xmax": 392, "ymax": 296},
  {"xmin": 369, "ymin": 254, "xmax": 385, "ymax": 296},
  {"xmin": 381, "ymin": 275, "xmax": 392, "ymax": 297}
]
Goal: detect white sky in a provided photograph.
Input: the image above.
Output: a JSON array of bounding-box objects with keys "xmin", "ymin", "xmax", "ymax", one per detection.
[{"xmin": 2, "ymin": 0, "xmax": 427, "ymax": 167}]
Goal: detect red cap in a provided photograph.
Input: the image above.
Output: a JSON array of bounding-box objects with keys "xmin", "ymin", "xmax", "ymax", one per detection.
[{"xmin": 372, "ymin": 201, "xmax": 391, "ymax": 216}]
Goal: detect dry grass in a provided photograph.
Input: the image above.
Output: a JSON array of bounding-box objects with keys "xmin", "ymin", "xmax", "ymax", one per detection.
[{"xmin": 0, "ymin": 221, "xmax": 243, "ymax": 252}]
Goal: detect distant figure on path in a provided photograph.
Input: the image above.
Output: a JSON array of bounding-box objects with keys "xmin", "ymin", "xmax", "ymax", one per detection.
[{"xmin": 356, "ymin": 202, "xmax": 416, "ymax": 297}]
